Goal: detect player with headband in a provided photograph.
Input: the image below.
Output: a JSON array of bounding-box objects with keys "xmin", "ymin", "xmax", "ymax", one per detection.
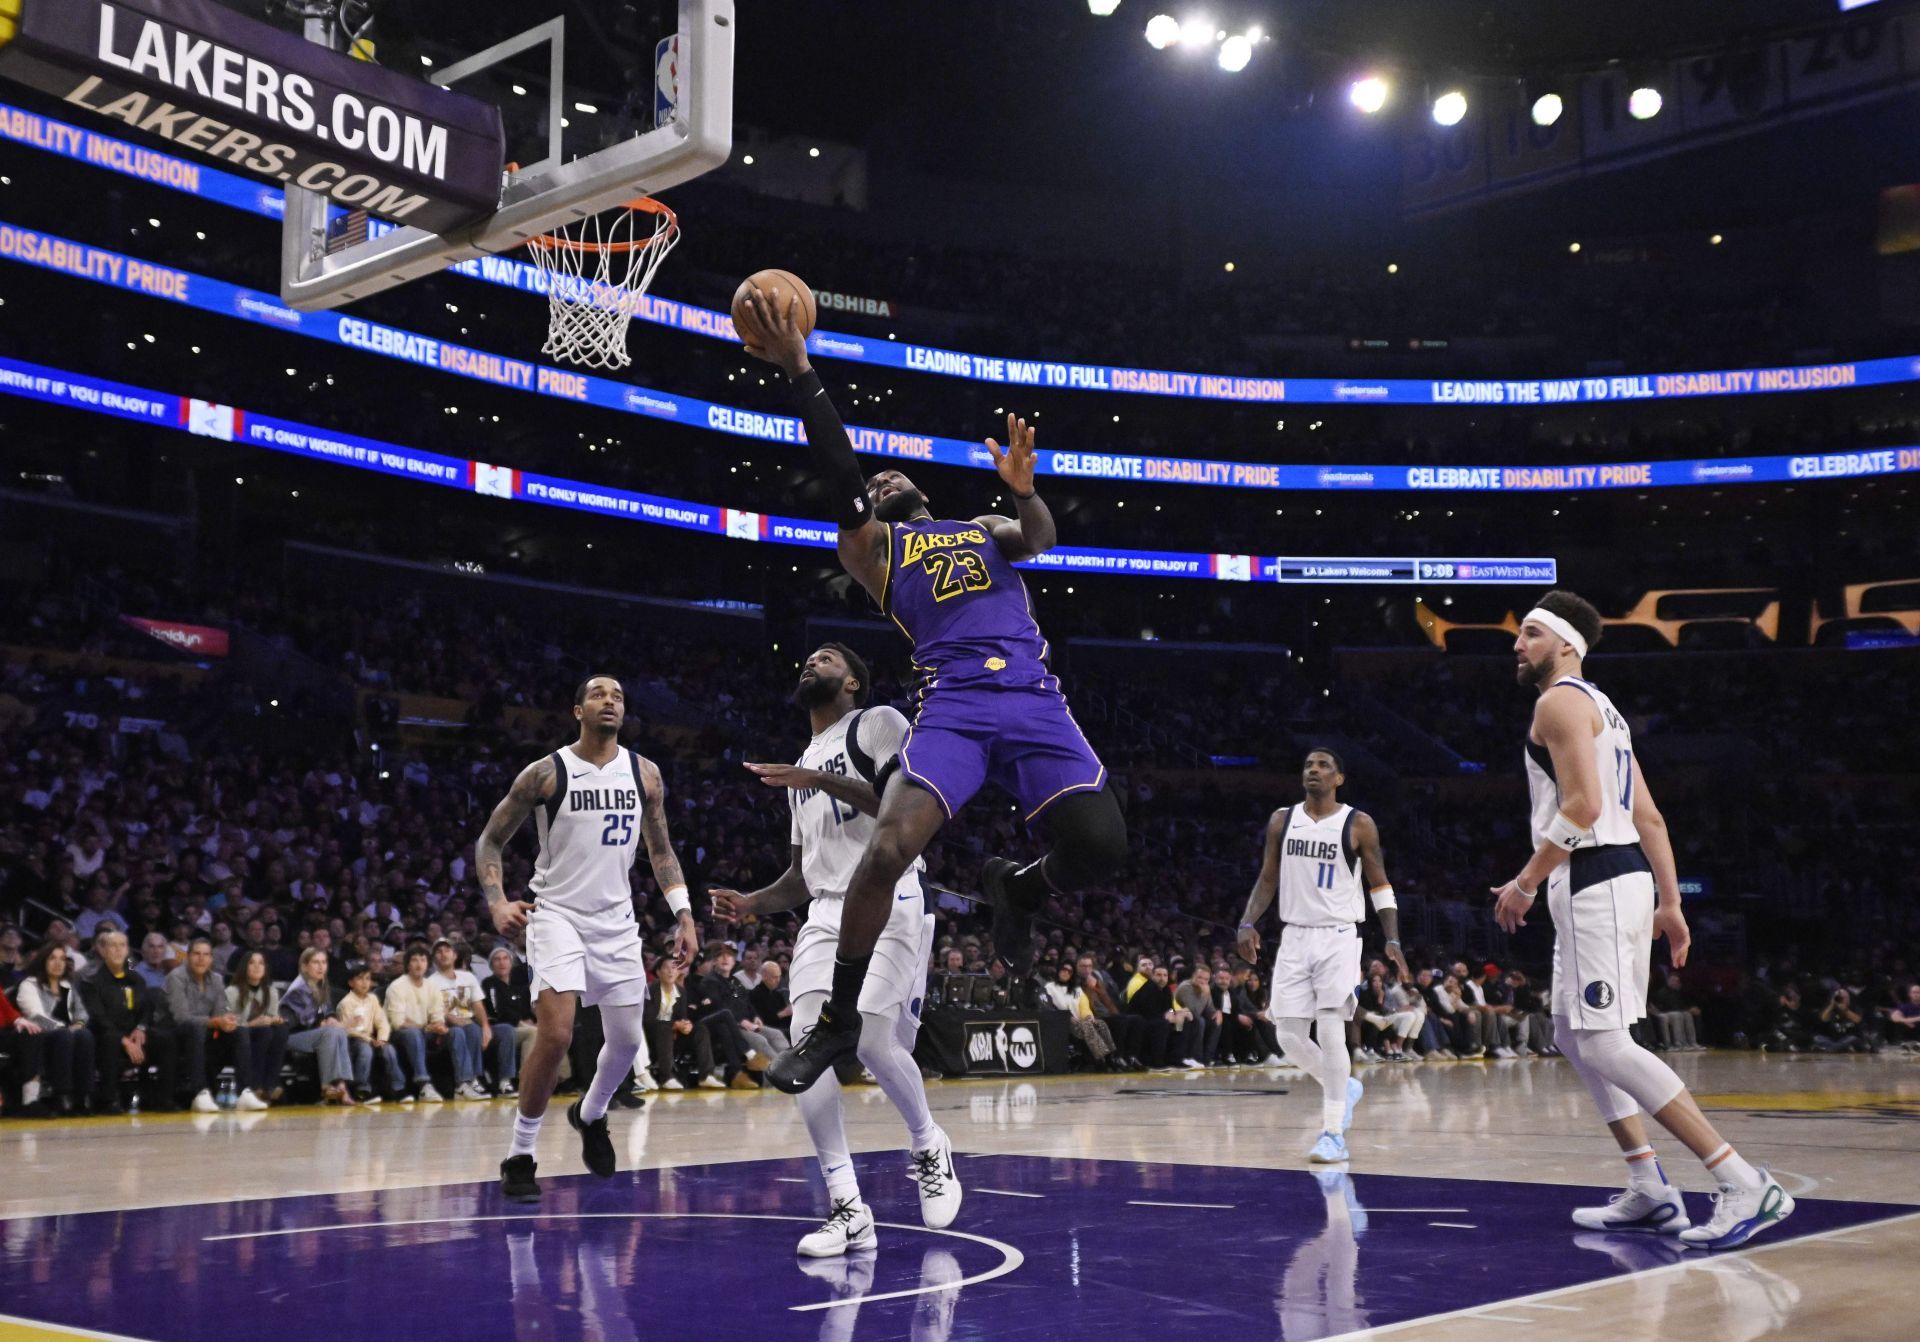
[{"xmin": 1493, "ymin": 591, "xmax": 1792, "ymax": 1249}]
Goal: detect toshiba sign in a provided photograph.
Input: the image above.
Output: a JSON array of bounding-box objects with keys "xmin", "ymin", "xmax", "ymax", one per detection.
[{"xmin": 0, "ymin": 0, "xmax": 503, "ymax": 229}]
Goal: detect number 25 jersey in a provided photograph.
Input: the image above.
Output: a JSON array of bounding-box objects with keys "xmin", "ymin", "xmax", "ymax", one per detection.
[{"xmin": 528, "ymin": 744, "xmax": 644, "ymax": 920}]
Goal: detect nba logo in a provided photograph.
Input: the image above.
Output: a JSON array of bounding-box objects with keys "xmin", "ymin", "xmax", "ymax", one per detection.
[
  {"xmin": 654, "ymin": 36, "xmax": 680, "ymax": 129},
  {"xmin": 725, "ymin": 508, "xmax": 763, "ymax": 540},
  {"xmin": 471, "ymin": 463, "xmax": 516, "ymax": 499}
]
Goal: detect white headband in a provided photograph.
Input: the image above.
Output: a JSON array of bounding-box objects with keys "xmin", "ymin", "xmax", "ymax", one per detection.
[{"xmin": 1524, "ymin": 607, "xmax": 1588, "ymax": 660}]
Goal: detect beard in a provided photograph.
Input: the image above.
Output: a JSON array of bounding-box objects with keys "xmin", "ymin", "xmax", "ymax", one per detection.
[
  {"xmin": 874, "ymin": 487, "xmax": 927, "ymax": 523},
  {"xmin": 1515, "ymin": 652, "xmax": 1554, "ymax": 686},
  {"xmin": 792, "ymin": 672, "xmax": 843, "ymax": 708}
]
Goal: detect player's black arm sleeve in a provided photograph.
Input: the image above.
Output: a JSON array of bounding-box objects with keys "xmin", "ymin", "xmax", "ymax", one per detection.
[{"xmin": 787, "ymin": 369, "xmax": 872, "ymax": 529}]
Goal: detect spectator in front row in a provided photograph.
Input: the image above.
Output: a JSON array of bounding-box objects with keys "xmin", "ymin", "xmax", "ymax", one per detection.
[
  {"xmin": 225, "ymin": 950, "xmax": 290, "ymax": 1104},
  {"xmin": 1125, "ymin": 964, "xmax": 1178, "ymax": 1069},
  {"xmin": 337, "ymin": 963, "xmax": 406, "ymax": 1101},
  {"xmin": 1649, "ymin": 971, "xmax": 1701, "ymax": 1052},
  {"xmin": 385, "ymin": 943, "xmax": 449, "ymax": 1102},
  {"xmin": 0, "ymin": 925, "xmax": 24, "ymax": 992},
  {"xmin": 1173, "ymin": 964, "xmax": 1220, "ymax": 1068},
  {"xmin": 1505, "ymin": 970, "xmax": 1554, "ymax": 1056},
  {"xmin": 1881, "ymin": 984, "xmax": 1920, "ymax": 1048},
  {"xmin": 281, "ymin": 947, "xmax": 355, "ymax": 1105},
  {"xmin": 427, "ymin": 938, "xmax": 494, "ymax": 1099},
  {"xmin": 166, "ymin": 937, "xmax": 269, "ymax": 1112},
  {"xmin": 1427, "ymin": 973, "xmax": 1484, "ymax": 1058},
  {"xmin": 13, "ymin": 942, "xmax": 96, "ymax": 1113},
  {"xmin": 1813, "ymin": 987, "xmax": 1869, "ymax": 1053},
  {"xmin": 749, "ymin": 961, "xmax": 792, "ymax": 1035},
  {"xmin": 483, "ymin": 947, "xmax": 543, "ymax": 1080},
  {"xmin": 1045, "ymin": 961, "xmax": 1116, "ymax": 1067},
  {"xmin": 79, "ymin": 929, "xmax": 177, "ymax": 1113},
  {"xmin": 643, "ymin": 957, "xmax": 692, "ymax": 1090}
]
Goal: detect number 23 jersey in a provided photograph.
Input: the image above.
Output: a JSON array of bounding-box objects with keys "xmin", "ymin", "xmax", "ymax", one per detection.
[
  {"xmin": 528, "ymin": 744, "xmax": 645, "ymax": 920},
  {"xmin": 882, "ymin": 518, "xmax": 1054, "ymax": 696}
]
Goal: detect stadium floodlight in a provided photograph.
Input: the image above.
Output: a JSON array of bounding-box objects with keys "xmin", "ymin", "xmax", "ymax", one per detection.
[
  {"xmin": 1349, "ymin": 76, "xmax": 1390, "ymax": 114},
  {"xmin": 1530, "ymin": 92, "xmax": 1563, "ymax": 126},
  {"xmin": 1218, "ymin": 34, "xmax": 1253, "ymax": 72},
  {"xmin": 1628, "ymin": 86, "xmax": 1663, "ymax": 119},
  {"xmin": 1087, "ymin": 0, "xmax": 1122, "ymax": 14},
  {"xmin": 1431, "ymin": 89, "xmax": 1468, "ymax": 126},
  {"xmin": 1179, "ymin": 15, "xmax": 1216, "ymax": 48},
  {"xmin": 1145, "ymin": 13, "xmax": 1180, "ymax": 47}
]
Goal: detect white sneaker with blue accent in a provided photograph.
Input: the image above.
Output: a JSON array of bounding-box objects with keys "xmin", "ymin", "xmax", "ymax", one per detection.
[
  {"xmin": 1570, "ymin": 1183, "xmax": 1690, "ymax": 1235},
  {"xmin": 1679, "ymin": 1174, "xmax": 1795, "ymax": 1250},
  {"xmin": 1308, "ymin": 1130, "xmax": 1349, "ymax": 1163},
  {"xmin": 1342, "ymin": 1077, "xmax": 1364, "ymax": 1131}
]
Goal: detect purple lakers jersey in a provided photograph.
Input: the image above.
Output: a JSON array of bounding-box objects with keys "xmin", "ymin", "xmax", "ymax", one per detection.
[{"xmin": 882, "ymin": 518, "xmax": 1053, "ymax": 694}]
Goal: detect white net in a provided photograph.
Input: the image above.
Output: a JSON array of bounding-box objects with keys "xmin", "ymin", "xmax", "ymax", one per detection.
[{"xmin": 524, "ymin": 199, "xmax": 681, "ymax": 370}]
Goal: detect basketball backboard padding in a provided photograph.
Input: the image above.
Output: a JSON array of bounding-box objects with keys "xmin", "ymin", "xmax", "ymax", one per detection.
[{"xmin": 280, "ymin": 0, "xmax": 731, "ymax": 312}]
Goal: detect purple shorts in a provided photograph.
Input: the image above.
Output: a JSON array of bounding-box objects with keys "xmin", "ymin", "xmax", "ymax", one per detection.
[{"xmin": 898, "ymin": 685, "xmax": 1107, "ymax": 823}]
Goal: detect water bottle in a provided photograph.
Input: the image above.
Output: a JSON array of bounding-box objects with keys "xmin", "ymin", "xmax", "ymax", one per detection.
[{"xmin": 217, "ymin": 1067, "xmax": 238, "ymax": 1109}]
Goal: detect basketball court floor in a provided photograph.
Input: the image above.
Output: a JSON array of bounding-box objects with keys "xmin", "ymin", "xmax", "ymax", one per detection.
[{"xmin": 3, "ymin": 1051, "xmax": 1914, "ymax": 1340}]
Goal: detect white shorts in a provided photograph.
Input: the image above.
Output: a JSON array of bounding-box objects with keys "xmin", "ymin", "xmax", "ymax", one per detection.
[
  {"xmin": 1269, "ymin": 923, "xmax": 1362, "ymax": 1021},
  {"xmin": 525, "ymin": 903, "xmax": 647, "ymax": 1009},
  {"xmin": 1549, "ymin": 865, "xmax": 1654, "ymax": 1029},
  {"xmin": 790, "ymin": 878, "xmax": 934, "ymax": 1023}
]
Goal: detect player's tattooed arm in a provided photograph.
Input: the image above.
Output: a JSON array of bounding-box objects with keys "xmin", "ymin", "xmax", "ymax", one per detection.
[
  {"xmin": 477, "ymin": 756, "xmax": 554, "ymax": 934},
  {"xmin": 1235, "ymin": 807, "xmax": 1289, "ymax": 964},
  {"xmin": 978, "ymin": 413, "xmax": 1056, "ymax": 559},
  {"xmin": 636, "ymin": 757, "xmax": 687, "ymax": 895},
  {"xmin": 711, "ymin": 846, "xmax": 813, "ymax": 923},
  {"xmin": 1353, "ymin": 812, "xmax": 1410, "ymax": 981}
]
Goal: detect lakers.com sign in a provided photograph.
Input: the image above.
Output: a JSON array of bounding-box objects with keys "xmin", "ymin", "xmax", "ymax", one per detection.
[
  {"xmin": 0, "ymin": 0, "xmax": 502, "ymax": 230},
  {"xmin": 964, "ymin": 1020, "xmax": 1044, "ymax": 1075}
]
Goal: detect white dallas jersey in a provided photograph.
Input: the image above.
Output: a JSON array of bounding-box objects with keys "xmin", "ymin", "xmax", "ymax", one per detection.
[
  {"xmin": 528, "ymin": 744, "xmax": 644, "ymax": 920},
  {"xmin": 1525, "ymin": 675, "xmax": 1641, "ymax": 852},
  {"xmin": 789, "ymin": 706, "xmax": 921, "ymax": 900},
  {"xmin": 1276, "ymin": 803, "xmax": 1364, "ymax": 926}
]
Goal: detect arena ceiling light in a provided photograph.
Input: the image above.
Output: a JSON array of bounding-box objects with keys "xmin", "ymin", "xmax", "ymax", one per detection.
[
  {"xmin": 1530, "ymin": 92, "xmax": 1563, "ymax": 126},
  {"xmin": 1144, "ymin": 13, "xmax": 1180, "ymax": 48},
  {"xmin": 1179, "ymin": 14, "xmax": 1217, "ymax": 48},
  {"xmin": 1431, "ymin": 89, "xmax": 1468, "ymax": 126},
  {"xmin": 1628, "ymin": 86, "xmax": 1663, "ymax": 119},
  {"xmin": 1218, "ymin": 34, "xmax": 1253, "ymax": 72},
  {"xmin": 1087, "ymin": 0, "xmax": 1123, "ymax": 14},
  {"xmin": 1349, "ymin": 75, "xmax": 1390, "ymax": 114}
]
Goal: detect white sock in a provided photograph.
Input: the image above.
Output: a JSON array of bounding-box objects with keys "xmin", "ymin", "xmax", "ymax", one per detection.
[
  {"xmin": 1316, "ymin": 1011, "xmax": 1351, "ymax": 1133},
  {"xmin": 1703, "ymin": 1143, "xmax": 1763, "ymax": 1190},
  {"xmin": 860, "ymin": 1007, "xmax": 941, "ymax": 1152},
  {"xmin": 581, "ymin": 1001, "xmax": 647, "ymax": 1124},
  {"xmin": 509, "ymin": 1111, "xmax": 542, "ymax": 1157},
  {"xmin": 1622, "ymin": 1143, "xmax": 1667, "ymax": 1192},
  {"xmin": 792, "ymin": 993, "xmax": 860, "ymax": 1205}
]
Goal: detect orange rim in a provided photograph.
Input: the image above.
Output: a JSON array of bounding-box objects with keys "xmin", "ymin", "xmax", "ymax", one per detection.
[{"xmin": 527, "ymin": 197, "xmax": 678, "ymax": 254}]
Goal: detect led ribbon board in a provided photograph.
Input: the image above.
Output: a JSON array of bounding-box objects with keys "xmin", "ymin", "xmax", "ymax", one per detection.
[
  {"xmin": 5, "ymin": 221, "xmax": 1918, "ymax": 494},
  {"xmin": 0, "ymin": 2, "xmax": 503, "ymax": 230},
  {"xmin": 0, "ymin": 354, "xmax": 1557, "ymax": 587}
]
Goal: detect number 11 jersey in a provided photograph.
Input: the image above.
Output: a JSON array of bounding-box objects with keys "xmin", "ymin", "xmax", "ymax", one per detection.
[{"xmin": 1276, "ymin": 803, "xmax": 1364, "ymax": 927}]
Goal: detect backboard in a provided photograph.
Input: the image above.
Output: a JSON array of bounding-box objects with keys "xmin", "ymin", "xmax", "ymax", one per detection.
[{"xmin": 279, "ymin": 0, "xmax": 732, "ymax": 311}]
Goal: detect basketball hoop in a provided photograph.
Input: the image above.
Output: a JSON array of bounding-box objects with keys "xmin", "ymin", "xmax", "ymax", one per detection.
[{"xmin": 525, "ymin": 197, "xmax": 681, "ymax": 370}]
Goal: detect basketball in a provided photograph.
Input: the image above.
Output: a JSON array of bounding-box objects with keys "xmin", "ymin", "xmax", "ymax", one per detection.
[{"xmin": 731, "ymin": 268, "xmax": 817, "ymax": 347}]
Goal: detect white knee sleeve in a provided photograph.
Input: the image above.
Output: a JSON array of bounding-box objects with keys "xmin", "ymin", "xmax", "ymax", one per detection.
[
  {"xmin": 1277, "ymin": 1017, "xmax": 1323, "ymax": 1071},
  {"xmin": 1315, "ymin": 1010, "xmax": 1351, "ymax": 1132},
  {"xmin": 580, "ymin": 1001, "xmax": 648, "ymax": 1122},
  {"xmin": 1560, "ymin": 1026, "xmax": 1685, "ymax": 1123},
  {"xmin": 858, "ymin": 1005, "xmax": 940, "ymax": 1151}
]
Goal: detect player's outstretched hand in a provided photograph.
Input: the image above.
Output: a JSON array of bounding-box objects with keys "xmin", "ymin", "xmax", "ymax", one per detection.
[
  {"xmin": 985, "ymin": 412, "xmax": 1037, "ymax": 497},
  {"xmin": 1653, "ymin": 902, "xmax": 1691, "ymax": 968},
  {"xmin": 740, "ymin": 286, "xmax": 810, "ymax": 377},
  {"xmin": 491, "ymin": 898, "xmax": 535, "ymax": 936},
  {"xmin": 1385, "ymin": 942, "xmax": 1412, "ymax": 983},
  {"xmin": 1235, "ymin": 925, "xmax": 1261, "ymax": 965},
  {"xmin": 1490, "ymin": 879, "xmax": 1535, "ymax": 933},
  {"xmin": 709, "ymin": 887, "xmax": 751, "ymax": 924},
  {"xmin": 745, "ymin": 761, "xmax": 820, "ymax": 790}
]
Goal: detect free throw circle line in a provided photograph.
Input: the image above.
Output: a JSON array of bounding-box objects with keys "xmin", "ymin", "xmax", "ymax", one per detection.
[{"xmin": 202, "ymin": 1211, "xmax": 1024, "ymax": 1312}]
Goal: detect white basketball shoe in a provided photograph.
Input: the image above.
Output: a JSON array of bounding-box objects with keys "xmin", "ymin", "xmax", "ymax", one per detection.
[
  {"xmin": 796, "ymin": 1197, "xmax": 878, "ymax": 1258},
  {"xmin": 1570, "ymin": 1183, "xmax": 1691, "ymax": 1235}
]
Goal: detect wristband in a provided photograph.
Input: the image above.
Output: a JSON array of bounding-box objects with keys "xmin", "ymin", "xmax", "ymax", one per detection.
[
  {"xmin": 664, "ymin": 884, "xmax": 691, "ymax": 917},
  {"xmin": 1238, "ymin": 922, "xmax": 1255, "ymax": 931},
  {"xmin": 1384, "ymin": 939, "xmax": 1401, "ymax": 948},
  {"xmin": 1544, "ymin": 809, "xmax": 1592, "ymax": 851},
  {"xmin": 1368, "ymin": 883, "xmax": 1398, "ymax": 912}
]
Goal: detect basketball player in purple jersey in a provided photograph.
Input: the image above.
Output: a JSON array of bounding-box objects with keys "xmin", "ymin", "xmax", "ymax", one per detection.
[{"xmin": 741, "ymin": 287, "xmax": 1129, "ymax": 1095}]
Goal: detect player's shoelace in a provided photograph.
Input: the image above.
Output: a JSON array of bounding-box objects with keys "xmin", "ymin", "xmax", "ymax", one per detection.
[
  {"xmin": 819, "ymin": 1197, "xmax": 860, "ymax": 1233},
  {"xmin": 911, "ymin": 1148, "xmax": 949, "ymax": 1199}
]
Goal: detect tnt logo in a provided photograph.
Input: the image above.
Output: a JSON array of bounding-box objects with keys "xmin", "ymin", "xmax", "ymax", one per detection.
[
  {"xmin": 1006, "ymin": 1025, "xmax": 1038, "ymax": 1070},
  {"xmin": 1584, "ymin": 980, "xmax": 1615, "ymax": 1008}
]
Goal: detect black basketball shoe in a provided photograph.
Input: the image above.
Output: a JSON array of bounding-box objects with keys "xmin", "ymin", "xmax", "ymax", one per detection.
[
  {"xmin": 983, "ymin": 857, "xmax": 1037, "ymax": 981},
  {"xmin": 568, "ymin": 1098, "xmax": 617, "ymax": 1178},
  {"xmin": 499, "ymin": 1154, "xmax": 541, "ymax": 1203},
  {"xmin": 768, "ymin": 999, "xmax": 862, "ymax": 1095}
]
